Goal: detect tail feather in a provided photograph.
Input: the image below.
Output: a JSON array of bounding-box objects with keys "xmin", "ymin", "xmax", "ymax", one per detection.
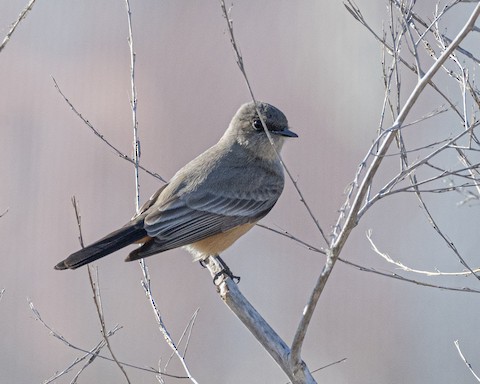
[{"xmin": 55, "ymin": 222, "xmax": 148, "ymax": 270}]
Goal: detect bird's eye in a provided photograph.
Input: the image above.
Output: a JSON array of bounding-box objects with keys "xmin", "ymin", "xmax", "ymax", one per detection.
[{"xmin": 252, "ymin": 119, "xmax": 263, "ymax": 131}]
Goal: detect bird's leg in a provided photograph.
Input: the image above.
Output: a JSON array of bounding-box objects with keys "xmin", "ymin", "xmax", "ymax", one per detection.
[{"xmin": 212, "ymin": 255, "xmax": 240, "ymax": 285}]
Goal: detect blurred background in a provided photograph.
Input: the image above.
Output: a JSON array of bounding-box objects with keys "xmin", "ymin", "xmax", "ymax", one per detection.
[{"xmin": 1, "ymin": 1, "xmax": 480, "ymax": 383}]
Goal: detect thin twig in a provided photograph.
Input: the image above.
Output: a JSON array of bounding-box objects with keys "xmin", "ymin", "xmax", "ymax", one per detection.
[
  {"xmin": 120, "ymin": 3, "xmax": 198, "ymax": 382},
  {"xmin": 256, "ymin": 223, "xmax": 327, "ymax": 255},
  {"xmin": 373, "ymin": 36, "xmax": 480, "ymax": 283},
  {"xmin": 363, "ymin": 122, "xmax": 480, "ymax": 208},
  {"xmin": 454, "ymin": 340, "xmax": 480, "ymax": 382},
  {"xmin": 284, "ymin": 358, "xmax": 348, "ymax": 384},
  {"xmin": 71, "ymin": 198, "xmax": 132, "ymax": 383},
  {"xmin": 0, "ymin": 0, "xmax": 37, "ymax": 53},
  {"xmin": 71, "ymin": 197, "xmax": 84, "ymax": 248},
  {"xmin": 219, "ymin": 0, "xmax": 329, "ymax": 246},
  {"xmin": 311, "ymin": 357, "xmax": 348, "ymax": 373},
  {"xmin": 164, "ymin": 308, "xmax": 200, "ymax": 372},
  {"xmin": 51, "ymin": 76, "xmax": 166, "ymax": 183},
  {"xmin": 89, "ymin": 266, "xmax": 131, "ymax": 383},
  {"xmin": 367, "ymin": 230, "xmax": 480, "ymax": 277},
  {"xmin": 140, "ymin": 271, "xmax": 200, "ymax": 384},
  {"xmin": 29, "ymin": 300, "xmax": 185, "ymax": 380},
  {"xmin": 124, "ymin": 0, "xmax": 141, "ymax": 213},
  {"xmin": 258, "ymin": 223, "xmax": 480, "ymax": 292},
  {"xmin": 344, "ymin": 0, "xmax": 466, "ymax": 122},
  {"xmin": 339, "ymin": 258, "xmax": 480, "ymax": 293}
]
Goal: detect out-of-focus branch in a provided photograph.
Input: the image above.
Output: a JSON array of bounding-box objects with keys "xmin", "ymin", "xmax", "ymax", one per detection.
[{"xmin": 0, "ymin": 0, "xmax": 37, "ymax": 53}]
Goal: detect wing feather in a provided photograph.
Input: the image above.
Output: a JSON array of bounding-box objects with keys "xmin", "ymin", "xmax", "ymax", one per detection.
[
  {"xmin": 141, "ymin": 188, "xmax": 280, "ymax": 251},
  {"xmin": 136, "ymin": 153, "xmax": 285, "ymax": 254}
]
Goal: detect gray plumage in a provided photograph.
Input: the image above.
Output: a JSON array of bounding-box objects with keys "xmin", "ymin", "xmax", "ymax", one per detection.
[{"xmin": 55, "ymin": 101, "xmax": 297, "ymax": 270}]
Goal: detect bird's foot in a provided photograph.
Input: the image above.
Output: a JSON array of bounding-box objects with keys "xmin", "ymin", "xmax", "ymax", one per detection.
[{"xmin": 212, "ymin": 255, "xmax": 240, "ymax": 285}]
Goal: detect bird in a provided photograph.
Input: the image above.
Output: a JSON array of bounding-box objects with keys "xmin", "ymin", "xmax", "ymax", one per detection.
[{"xmin": 54, "ymin": 101, "xmax": 297, "ymax": 270}]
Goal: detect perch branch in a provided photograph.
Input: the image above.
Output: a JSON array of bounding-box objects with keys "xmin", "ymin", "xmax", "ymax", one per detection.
[{"xmin": 204, "ymin": 256, "xmax": 316, "ymax": 384}]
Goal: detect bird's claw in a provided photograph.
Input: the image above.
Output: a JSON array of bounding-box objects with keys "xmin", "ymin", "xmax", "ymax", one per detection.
[
  {"xmin": 213, "ymin": 268, "xmax": 241, "ymax": 285},
  {"xmin": 212, "ymin": 255, "xmax": 240, "ymax": 285}
]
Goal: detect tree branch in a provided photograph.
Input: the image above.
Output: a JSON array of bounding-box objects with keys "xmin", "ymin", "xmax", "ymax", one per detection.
[
  {"xmin": 290, "ymin": 1, "xmax": 480, "ymax": 368},
  {"xmin": 204, "ymin": 256, "xmax": 316, "ymax": 384},
  {"xmin": 0, "ymin": 0, "xmax": 37, "ymax": 53},
  {"xmin": 51, "ymin": 76, "xmax": 166, "ymax": 183},
  {"xmin": 454, "ymin": 340, "xmax": 480, "ymax": 382}
]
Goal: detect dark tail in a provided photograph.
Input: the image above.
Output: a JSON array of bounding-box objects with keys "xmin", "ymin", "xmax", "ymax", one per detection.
[{"xmin": 55, "ymin": 221, "xmax": 148, "ymax": 270}]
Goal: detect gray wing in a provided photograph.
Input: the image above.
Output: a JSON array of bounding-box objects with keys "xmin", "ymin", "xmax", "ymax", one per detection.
[{"xmin": 141, "ymin": 187, "xmax": 282, "ymax": 251}]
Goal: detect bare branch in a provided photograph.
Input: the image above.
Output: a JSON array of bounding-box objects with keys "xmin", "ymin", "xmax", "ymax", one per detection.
[
  {"xmin": 204, "ymin": 256, "xmax": 316, "ymax": 384},
  {"xmin": 71, "ymin": 197, "xmax": 84, "ymax": 248},
  {"xmin": 119, "ymin": 4, "xmax": 198, "ymax": 382},
  {"xmin": 0, "ymin": 0, "xmax": 37, "ymax": 53},
  {"xmin": 454, "ymin": 340, "xmax": 480, "ymax": 382},
  {"xmin": 71, "ymin": 198, "xmax": 132, "ymax": 383},
  {"xmin": 398, "ymin": 0, "xmax": 480, "ymax": 65},
  {"xmin": 164, "ymin": 308, "xmax": 200, "ymax": 372},
  {"xmin": 139, "ymin": 262, "xmax": 199, "ymax": 383},
  {"xmin": 415, "ymin": 186, "xmax": 479, "ymax": 280},
  {"xmin": 89, "ymin": 266, "xmax": 132, "ymax": 383},
  {"xmin": 29, "ymin": 300, "xmax": 185, "ymax": 380},
  {"xmin": 124, "ymin": 0, "xmax": 141, "ymax": 213},
  {"xmin": 362, "ymin": 123, "xmax": 480, "ymax": 208},
  {"xmin": 339, "ymin": 258, "xmax": 480, "ymax": 294},
  {"xmin": 256, "ymin": 223, "xmax": 327, "ymax": 255},
  {"xmin": 291, "ymin": 2, "xmax": 480, "ymax": 368},
  {"xmin": 219, "ymin": 0, "xmax": 329, "ymax": 246},
  {"xmin": 310, "ymin": 357, "xmax": 348, "ymax": 374},
  {"xmin": 51, "ymin": 76, "xmax": 166, "ymax": 183},
  {"xmin": 367, "ymin": 230, "xmax": 480, "ymax": 277},
  {"xmin": 344, "ymin": 0, "xmax": 467, "ymax": 122}
]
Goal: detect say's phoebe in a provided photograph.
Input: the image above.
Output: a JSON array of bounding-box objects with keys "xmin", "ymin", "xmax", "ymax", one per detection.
[{"xmin": 55, "ymin": 101, "xmax": 297, "ymax": 270}]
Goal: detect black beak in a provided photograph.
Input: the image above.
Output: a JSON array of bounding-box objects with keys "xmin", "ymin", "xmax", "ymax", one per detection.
[{"xmin": 272, "ymin": 128, "xmax": 298, "ymax": 138}]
